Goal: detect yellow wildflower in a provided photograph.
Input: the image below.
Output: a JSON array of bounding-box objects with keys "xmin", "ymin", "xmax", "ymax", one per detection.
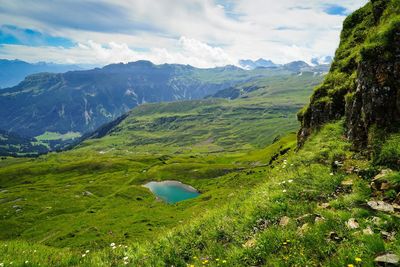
[
  {"xmin": 348, "ymin": 264, "xmax": 354, "ymax": 267},
  {"xmin": 355, "ymin": 257, "xmax": 362, "ymax": 263},
  {"xmin": 222, "ymin": 260, "xmax": 227, "ymax": 264}
]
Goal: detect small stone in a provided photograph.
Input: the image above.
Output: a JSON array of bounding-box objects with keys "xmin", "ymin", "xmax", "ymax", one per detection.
[
  {"xmin": 82, "ymin": 191, "xmax": 93, "ymax": 196},
  {"xmin": 296, "ymin": 213, "xmax": 313, "ymax": 223},
  {"xmin": 367, "ymin": 200, "xmax": 394, "ymax": 213},
  {"xmin": 395, "ymin": 193, "xmax": 400, "ymax": 204},
  {"xmin": 319, "ymin": 203, "xmax": 330, "ymax": 209},
  {"xmin": 341, "ymin": 179, "xmax": 353, "ymax": 186},
  {"xmin": 315, "ymin": 215, "xmax": 325, "ymax": 223},
  {"xmin": 371, "ymin": 216, "xmax": 384, "ymax": 226},
  {"xmin": 346, "ymin": 218, "xmax": 359, "ymax": 229},
  {"xmin": 279, "ymin": 216, "xmax": 290, "ymax": 227},
  {"xmin": 373, "ymin": 169, "xmax": 393, "ymax": 181},
  {"xmin": 374, "ymin": 253, "xmax": 399, "ymax": 265},
  {"xmin": 346, "ymin": 166, "xmax": 355, "ymax": 174},
  {"xmin": 362, "ymin": 226, "xmax": 374, "ymax": 235},
  {"xmin": 297, "ymin": 223, "xmax": 309, "ymax": 236},
  {"xmin": 328, "ymin": 231, "xmax": 342, "ymax": 242},
  {"xmin": 243, "ymin": 238, "xmax": 256, "ymax": 248},
  {"xmin": 381, "ymin": 231, "xmax": 396, "ymax": 241},
  {"xmin": 380, "ymin": 182, "xmax": 391, "ymax": 190},
  {"xmin": 334, "ymin": 161, "xmax": 343, "ymax": 167}
]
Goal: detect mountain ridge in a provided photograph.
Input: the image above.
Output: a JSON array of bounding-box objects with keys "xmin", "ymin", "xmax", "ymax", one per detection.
[
  {"xmin": 0, "ymin": 59, "xmax": 83, "ymax": 88},
  {"xmin": 0, "ymin": 60, "xmax": 328, "ymax": 155}
]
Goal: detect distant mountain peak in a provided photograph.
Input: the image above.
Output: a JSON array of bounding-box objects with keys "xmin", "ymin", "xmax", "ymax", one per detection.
[
  {"xmin": 311, "ymin": 56, "xmax": 333, "ymax": 66},
  {"xmin": 238, "ymin": 58, "xmax": 278, "ymax": 70},
  {"xmin": 255, "ymin": 58, "xmax": 274, "ymax": 65},
  {"xmin": 0, "ymin": 59, "xmax": 83, "ymax": 88}
]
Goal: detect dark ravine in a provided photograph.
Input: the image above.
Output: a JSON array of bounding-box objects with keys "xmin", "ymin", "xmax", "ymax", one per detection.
[{"xmin": 298, "ymin": 0, "xmax": 400, "ymax": 149}]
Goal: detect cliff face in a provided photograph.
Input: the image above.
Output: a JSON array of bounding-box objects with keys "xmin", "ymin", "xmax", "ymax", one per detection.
[{"xmin": 298, "ymin": 0, "xmax": 400, "ymax": 148}]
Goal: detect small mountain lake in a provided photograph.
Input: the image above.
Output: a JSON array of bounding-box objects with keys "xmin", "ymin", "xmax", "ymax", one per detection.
[{"xmin": 144, "ymin": 181, "xmax": 200, "ymax": 204}]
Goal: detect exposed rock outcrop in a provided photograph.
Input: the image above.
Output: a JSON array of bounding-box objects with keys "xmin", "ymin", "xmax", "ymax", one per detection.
[{"xmin": 298, "ymin": 0, "xmax": 400, "ymax": 149}]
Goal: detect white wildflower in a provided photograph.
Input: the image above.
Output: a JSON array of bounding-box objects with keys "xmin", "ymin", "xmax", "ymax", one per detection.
[
  {"xmin": 283, "ymin": 189, "xmax": 287, "ymax": 193},
  {"xmin": 82, "ymin": 254, "xmax": 86, "ymax": 257},
  {"xmin": 288, "ymin": 179, "xmax": 293, "ymax": 183},
  {"xmin": 110, "ymin": 243, "xmax": 115, "ymax": 247},
  {"xmin": 86, "ymin": 250, "xmax": 90, "ymax": 253},
  {"xmin": 123, "ymin": 256, "xmax": 129, "ymax": 260}
]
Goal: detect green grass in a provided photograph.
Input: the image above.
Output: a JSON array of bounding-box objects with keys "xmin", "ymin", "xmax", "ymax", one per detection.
[
  {"xmin": 0, "ymin": 80, "xmax": 311, "ymax": 251},
  {"xmin": 1, "ymin": 122, "xmax": 398, "ymax": 266},
  {"xmin": 35, "ymin": 132, "xmax": 81, "ymax": 141},
  {"xmin": 0, "ymin": 63, "xmax": 398, "ymax": 265},
  {"xmin": 374, "ymin": 133, "xmax": 400, "ymax": 169}
]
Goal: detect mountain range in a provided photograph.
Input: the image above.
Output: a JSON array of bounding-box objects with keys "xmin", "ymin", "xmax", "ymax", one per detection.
[
  {"xmin": 238, "ymin": 58, "xmax": 333, "ymax": 71},
  {"xmin": 0, "ymin": 59, "xmax": 328, "ymax": 155},
  {"xmin": 239, "ymin": 58, "xmax": 278, "ymax": 69},
  {"xmin": 0, "ymin": 59, "xmax": 83, "ymax": 88}
]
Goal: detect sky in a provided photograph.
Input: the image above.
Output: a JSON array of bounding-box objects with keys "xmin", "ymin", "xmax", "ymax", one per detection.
[{"xmin": 0, "ymin": 0, "xmax": 368, "ymax": 68}]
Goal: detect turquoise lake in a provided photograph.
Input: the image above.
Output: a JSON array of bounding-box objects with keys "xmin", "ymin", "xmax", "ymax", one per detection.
[{"xmin": 144, "ymin": 181, "xmax": 200, "ymax": 204}]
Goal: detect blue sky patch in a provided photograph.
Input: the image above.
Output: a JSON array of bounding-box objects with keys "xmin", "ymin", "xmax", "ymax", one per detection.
[
  {"xmin": 214, "ymin": 0, "xmax": 242, "ymax": 20},
  {"xmin": 324, "ymin": 4, "xmax": 349, "ymax": 16},
  {"xmin": 0, "ymin": 25, "xmax": 75, "ymax": 47}
]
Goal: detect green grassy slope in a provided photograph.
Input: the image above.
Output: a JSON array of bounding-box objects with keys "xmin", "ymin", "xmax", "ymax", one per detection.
[
  {"xmin": 0, "ymin": 73, "xmax": 314, "ymax": 251},
  {"xmin": 1, "ymin": 122, "xmax": 399, "ymax": 266}
]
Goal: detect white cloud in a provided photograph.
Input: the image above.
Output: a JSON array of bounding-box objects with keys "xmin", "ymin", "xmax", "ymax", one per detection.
[
  {"xmin": 0, "ymin": 0, "xmax": 369, "ymax": 67},
  {"xmin": 0, "ymin": 37, "xmax": 235, "ymax": 68}
]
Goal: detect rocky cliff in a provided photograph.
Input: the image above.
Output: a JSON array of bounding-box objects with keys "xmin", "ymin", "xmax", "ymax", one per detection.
[{"xmin": 298, "ymin": 0, "xmax": 400, "ymax": 149}]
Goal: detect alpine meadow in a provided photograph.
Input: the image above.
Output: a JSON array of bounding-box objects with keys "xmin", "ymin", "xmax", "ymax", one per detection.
[{"xmin": 0, "ymin": 0, "xmax": 399, "ymax": 266}]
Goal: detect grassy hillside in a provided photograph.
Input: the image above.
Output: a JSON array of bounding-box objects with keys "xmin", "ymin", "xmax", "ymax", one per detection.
[
  {"xmin": 1, "ymin": 122, "xmax": 399, "ymax": 266},
  {"xmin": 0, "ymin": 76, "xmax": 310, "ymax": 252}
]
